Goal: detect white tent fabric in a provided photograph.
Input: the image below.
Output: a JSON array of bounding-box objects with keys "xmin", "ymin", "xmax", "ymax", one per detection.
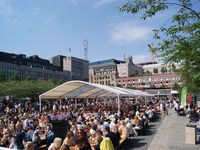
[
  {"xmin": 39, "ymin": 80, "xmax": 134, "ymax": 100},
  {"xmin": 39, "ymin": 80, "xmax": 136, "ymax": 113},
  {"xmin": 39, "ymin": 80, "xmax": 153, "ymax": 112},
  {"xmin": 113, "ymin": 87, "xmax": 144, "ymax": 96},
  {"xmin": 171, "ymin": 90, "xmax": 179, "ymax": 94},
  {"xmin": 132, "ymin": 90, "xmax": 155, "ymax": 96}
]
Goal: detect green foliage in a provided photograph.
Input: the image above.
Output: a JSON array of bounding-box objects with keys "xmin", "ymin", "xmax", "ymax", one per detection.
[
  {"xmin": 11, "ymin": 73, "xmax": 20, "ymax": 81},
  {"xmin": 120, "ymin": 0, "xmax": 200, "ymax": 92},
  {"xmin": 0, "ymin": 72, "xmax": 6, "ymax": 82},
  {"xmin": 127, "ymin": 86, "xmax": 136, "ymax": 90},
  {"xmin": 130, "ymin": 70, "xmax": 144, "ymax": 77},
  {"xmin": 0, "ymin": 80, "xmax": 61, "ymax": 100},
  {"xmin": 153, "ymin": 68, "xmax": 158, "ymax": 74},
  {"xmin": 116, "ymin": 84, "xmax": 122, "ymax": 87},
  {"xmin": 145, "ymin": 70, "xmax": 152, "ymax": 75},
  {"xmin": 130, "ymin": 71, "xmax": 139, "ymax": 77},
  {"xmin": 171, "ymin": 63, "xmax": 177, "ymax": 73},
  {"xmin": 160, "ymin": 84, "xmax": 166, "ymax": 89},
  {"xmin": 161, "ymin": 66, "xmax": 167, "ymax": 73},
  {"xmin": 150, "ymin": 84, "xmax": 156, "ymax": 89},
  {"xmin": 172, "ymin": 82, "xmax": 180, "ymax": 90}
]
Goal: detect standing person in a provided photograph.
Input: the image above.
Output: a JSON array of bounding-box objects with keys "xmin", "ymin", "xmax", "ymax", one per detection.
[
  {"xmin": 174, "ymin": 100, "xmax": 179, "ymax": 112},
  {"xmin": 165, "ymin": 102, "xmax": 169, "ymax": 115},
  {"xmin": 160, "ymin": 102, "xmax": 164, "ymax": 116},
  {"xmin": 15, "ymin": 123, "xmax": 25, "ymax": 150},
  {"xmin": 103, "ymin": 126, "xmax": 119, "ymax": 148},
  {"xmin": 32, "ymin": 130, "xmax": 41, "ymax": 150},
  {"xmin": 53, "ymin": 104, "xmax": 56, "ymax": 112},
  {"xmin": 46, "ymin": 124, "xmax": 55, "ymax": 148}
]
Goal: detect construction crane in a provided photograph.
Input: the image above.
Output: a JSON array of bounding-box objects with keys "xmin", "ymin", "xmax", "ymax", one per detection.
[{"xmin": 148, "ymin": 44, "xmax": 157, "ymax": 63}]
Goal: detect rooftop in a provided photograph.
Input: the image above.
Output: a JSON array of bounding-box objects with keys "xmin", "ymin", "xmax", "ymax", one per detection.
[
  {"xmin": 137, "ymin": 61, "xmax": 158, "ymax": 66},
  {"xmin": 90, "ymin": 59, "xmax": 125, "ymax": 66}
]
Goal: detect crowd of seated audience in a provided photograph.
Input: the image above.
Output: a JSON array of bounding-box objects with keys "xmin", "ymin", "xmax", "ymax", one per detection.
[{"xmin": 0, "ymin": 97, "xmax": 175, "ymax": 150}]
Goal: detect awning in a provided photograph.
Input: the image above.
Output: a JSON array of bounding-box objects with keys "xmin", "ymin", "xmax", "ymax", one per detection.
[
  {"xmin": 171, "ymin": 90, "xmax": 179, "ymax": 94},
  {"xmin": 113, "ymin": 87, "xmax": 144, "ymax": 96},
  {"xmin": 39, "ymin": 80, "xmax": 134, "ymax": 100}
]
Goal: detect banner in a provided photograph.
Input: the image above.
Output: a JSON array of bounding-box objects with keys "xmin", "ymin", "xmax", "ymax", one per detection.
[{"xmin": 181, "ymin": 86, "xmax": 187, "ymax": 106}]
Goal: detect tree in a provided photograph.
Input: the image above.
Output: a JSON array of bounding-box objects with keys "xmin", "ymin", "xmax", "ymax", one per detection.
[
  {"xmin": 120, "ymin": 0, "xmax": 200, "ymax": 92},
  {"xmin": 171, "ymin": 63, "xmax": 177, "ymax": 73},
  {"xmin": 116, "ymin": 84, "xmax": 122, "ymax": 87},
  {"xmin": 0, "ymin": 72, "xmax": 6, "ymax": 82},
  {"xmin": 11, "ymin": 73, "xmax": 20, "ymax": 81},
  {"xmin": 150, "ymin": 84, "xmax": 156, "ymax": 89},
  {"xmin": 153, "ymin": 68, "xmax": 158, "ymax": 74},
  {"xmin": 130, "ymin": 70, "xmax": 139, "ymax": 77},
  {"xmin": 145, "ymin": 70, "xmax": 152, "ymax": 75},
  {"xmin": 172, "ymin": 82, "xmax": 180, "ymax": 90},
  {"xmin": 160, "ymin": 84, "xmax": 166, "ymax": 89},
  {"xmin": 0, "ymin": 80, "xmax": 60, "ymax": 100},
  {"xmin": 161, "ymin": 66, "xmax": 167, "ymax": 73},
  {"xmin": 26, "ymin": 75, "xmax": 32, "ymax": 81}
]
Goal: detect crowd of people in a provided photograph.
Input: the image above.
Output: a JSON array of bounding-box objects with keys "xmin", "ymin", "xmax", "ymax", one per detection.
[{"xmin": 0, "ymin": 96, "xmax": 181, "ymax": 150}]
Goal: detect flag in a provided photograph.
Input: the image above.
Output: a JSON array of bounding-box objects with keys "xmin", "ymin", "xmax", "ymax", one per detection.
[{"xmin": 181, "ymin": 86, "xmax": 187, "ymax": 106}]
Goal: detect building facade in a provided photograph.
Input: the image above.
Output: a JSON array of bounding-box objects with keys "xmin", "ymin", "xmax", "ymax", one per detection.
[
  {"xmin": 63, "ymin": 56, "xmax": 89, "ymax": 81},
  {"xmin": 50, "ymin": 55, "xmax": 66, "ymax": 70},
  {"xmin": 137, "ymin": 62, "xmax": 180, "ymax": 74},
  {"xmin": 0, "ymin": 51, "xmax": 70, "ymax": 81},
  {"xmin": 89, "ymin": 59, "xmax": 125, "ymax": 85},
  {"xmin": 116, "ymin": 73, "xmax": 181, "ymax": 89},
  {"xmin": 117, "ymin": 56, "xmax": 143, "ymax": 77}
]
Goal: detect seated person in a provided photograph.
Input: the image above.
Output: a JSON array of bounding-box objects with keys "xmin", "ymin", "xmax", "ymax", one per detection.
[
  {"xmin": 118, "ymin": 121, "xmax": 128, "ymax": 143},
  {"xmin": 103, "ymin": 126, "xmax": 119, "ymax": 148}
]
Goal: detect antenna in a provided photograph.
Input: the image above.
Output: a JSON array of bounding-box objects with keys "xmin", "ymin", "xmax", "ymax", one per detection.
[
  {"xmin": 83, "ymin": 39, "xmax": 88, "ymax": 60},
  {"xmin": 124, "ymin": 54, "xmax": 126, "ymax": 61},
  {"xmin": 148, "ymin": 44, "xmax": 157, "ymax": 63}
]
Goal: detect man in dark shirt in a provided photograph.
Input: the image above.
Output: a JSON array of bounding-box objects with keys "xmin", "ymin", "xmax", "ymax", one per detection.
[{"xmin": 104, "ymin": 126, "xmax": 119, "ymax": 148}]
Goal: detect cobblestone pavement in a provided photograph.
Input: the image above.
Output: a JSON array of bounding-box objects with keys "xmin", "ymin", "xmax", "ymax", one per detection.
[
  {"xmin": 119, "ymin": 109, "xmax": 200, "ymax": 150},
  {"xmin": 118, "ymin": 116, "xmax": 161, "ymax": 150},
  {"xmin": 148, "ymin": 110, "xmax": 200, "ymax": 150}
]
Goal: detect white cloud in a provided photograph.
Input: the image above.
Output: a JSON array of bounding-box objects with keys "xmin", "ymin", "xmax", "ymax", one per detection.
[
  {"xmin": 94, "ymin": 0, "xmax": 117, "ymax": 8},
  {"xmin": 0, "ymin": 0, "xmax": 14, "ymax": 16},
  {"xmin": 109, "ymin": 21, "xmax": 152, "ymax": 45}
]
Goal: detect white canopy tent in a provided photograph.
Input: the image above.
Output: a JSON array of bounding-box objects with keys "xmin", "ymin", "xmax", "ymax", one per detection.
[
  {"xmin": 170, "ymin": 90, "xmax": 179, "ymax": 94},
  {"xmin": 39, "ymin": 80, "xmax": 138, "ymax": 113}
]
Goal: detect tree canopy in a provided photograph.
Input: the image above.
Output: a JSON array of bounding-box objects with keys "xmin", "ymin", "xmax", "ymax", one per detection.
[
  {"xmin": 0, "ymin": 80, "xmax": 64, "ymax": 100},
  {"xmin": 120, "ymin": 0, "xmax": 200, "ymax": 92}
]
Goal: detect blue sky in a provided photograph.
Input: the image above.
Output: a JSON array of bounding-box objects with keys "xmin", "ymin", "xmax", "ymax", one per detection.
[{"xmin": 0, "ymin": 0, "xmax": 181, "ymax": 63}]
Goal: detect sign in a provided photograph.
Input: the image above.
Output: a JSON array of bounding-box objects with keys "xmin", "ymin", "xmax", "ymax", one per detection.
[{"xmin": 181, "ymin": 86, "xmax": 187, "ymax": 106}]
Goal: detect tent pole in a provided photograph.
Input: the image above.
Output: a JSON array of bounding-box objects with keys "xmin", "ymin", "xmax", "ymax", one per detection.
[
  {"xmin": 39, "ymin": 97, "xmax": 41, "ymax": 112},
  {"xmin": 117, "ymin": 94, "xmax": 120, "ymax": 116},
  {"xmin": 75, "ymin": 98, "xmax": 77, "ymax": 108},
  {"xmin": 87, "ymin": 98, "xmax": 89, "ymax": 106},
  {"xmin": 145, "ymin": 96, "xmax": 147, "ymax": 107},
  {"xmin": 60, "ymin": 98, "xmax": 62, "ymax": 110}
]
